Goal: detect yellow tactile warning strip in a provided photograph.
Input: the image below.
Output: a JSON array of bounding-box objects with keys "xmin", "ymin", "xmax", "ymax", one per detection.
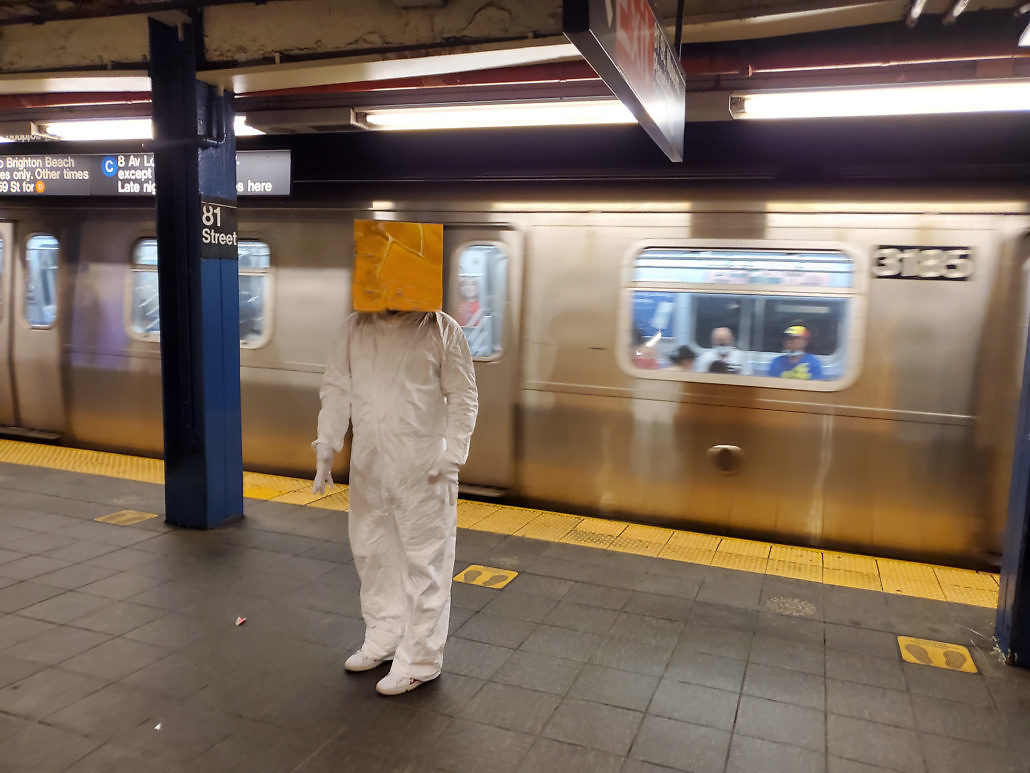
[
  {"xmin": 0, "ymin": 438, "xmax": 1002, "ymax": 608},
  {"xmin": 897, "ymin": 636, "xmax": 978, "ymax": 673},
  {"xmin": 95, "ymin": 509, "xmax": 160, "ymax": 526},
  {"xmin": 454, "ymin": 564, "xmax": 518, "ymax": 588},
  {"xmin": 0, "ymin": 439, "xmax": 164, "ymax": 483}
]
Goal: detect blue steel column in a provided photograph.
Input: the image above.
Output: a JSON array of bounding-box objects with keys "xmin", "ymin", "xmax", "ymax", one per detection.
[
  {"xmin": 149, "ymin": 17, "xmax": 243, "ymax": 529},
  {"xmin": 997, "ymin": 324, "xmax": 1030, "ymax": 666}
]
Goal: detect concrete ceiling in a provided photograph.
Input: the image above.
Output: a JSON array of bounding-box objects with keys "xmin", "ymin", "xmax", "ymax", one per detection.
[
  {"xmin": 0, "ymin": 0, "xmax": 1026, "ymax": 124},
  {"xmin": 0, "ymin": 1, "xmax": 1024, "ymax": 78}
]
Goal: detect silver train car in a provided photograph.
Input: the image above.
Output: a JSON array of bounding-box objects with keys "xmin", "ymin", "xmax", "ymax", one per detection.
[{"xmin": 1, "ymin": 186, "xmax": 1027, "ymax": 567}]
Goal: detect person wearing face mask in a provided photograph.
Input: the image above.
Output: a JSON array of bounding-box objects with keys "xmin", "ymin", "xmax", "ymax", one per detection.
[
  {"xmin": 694, "ymin": 326, "xmax": 743, "ymax": 374},
  {"xmin": 768, "ymin": 325, "xmax": 823, "ymax": 380}
]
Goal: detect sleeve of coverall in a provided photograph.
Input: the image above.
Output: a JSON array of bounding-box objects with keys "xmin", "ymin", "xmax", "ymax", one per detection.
[
  {"xmin": 315, "ymin": 314, "xmax": 354, "ymax": 453},
  {"xmin": 440, "ymin": 316, "xmax": 479, "ymax": 467}
]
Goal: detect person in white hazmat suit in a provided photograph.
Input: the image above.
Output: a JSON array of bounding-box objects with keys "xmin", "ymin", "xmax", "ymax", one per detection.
[{"xmin": 313, "ymin": 310, "xmax": 478, "ymax": 696}]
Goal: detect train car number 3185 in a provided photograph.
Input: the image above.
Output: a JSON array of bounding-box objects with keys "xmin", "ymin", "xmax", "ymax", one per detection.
[{"xmin": 872, "ymin": 246, "xmax": 973, "ymax": 280}]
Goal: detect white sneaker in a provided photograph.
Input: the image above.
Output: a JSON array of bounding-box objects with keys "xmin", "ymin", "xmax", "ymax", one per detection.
[
  {"xmin": 375, "ymin": 672, "xmax": 438, "ymax": 696},
  {"xmin": 344, "ymin": 649, "xmax": 390, "ymax": 672}
]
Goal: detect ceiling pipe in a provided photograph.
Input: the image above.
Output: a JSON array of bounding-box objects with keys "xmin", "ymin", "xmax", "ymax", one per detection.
[{"xmin": 0, "ymin": 91, "xmax": 151, "ymax": 112}]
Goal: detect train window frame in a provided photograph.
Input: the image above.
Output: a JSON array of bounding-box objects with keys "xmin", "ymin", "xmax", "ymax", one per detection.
[
  {"xmin": 447, "ymin": 239, "xmax": 509, "ymax": 363},
  {"xmin": 22, "ymin": 233, "xmax": 60, "ymax": 330},
  {"xmin": 123, "ymin": 236, "xmax": 275, "ymax": 349},
  {"xmin": 616, "ymin": 239, "xmax": 867, "ymax": 392},
  {"xmin": 237, "ymin": 239, "xmax": 274, "ymax": 349},
  {"xmin": 0, "ymin": 233, "xmax": 4, "ymax": 324}
]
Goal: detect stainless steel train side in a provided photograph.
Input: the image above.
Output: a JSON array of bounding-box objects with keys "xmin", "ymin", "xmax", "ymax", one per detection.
[{"xmin": 0, "ymin": 187, "xmax": 1026, "ymax": 566}]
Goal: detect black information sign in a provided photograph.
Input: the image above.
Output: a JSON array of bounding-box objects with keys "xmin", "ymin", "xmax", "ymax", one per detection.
[
  {"xmin": 200, "ymin": 199, "xmax": 238, "ymax": 260},
  {"xmin": 0, "ymin": 149, "xmax": 290, "ymax": 197},
  {"xmin": 236, "ymin": 150, "xmax": 291, "ymax": 195},
  {"xmin": 564, "ymin": 0, "xmax": 686, "ymax": 162}
]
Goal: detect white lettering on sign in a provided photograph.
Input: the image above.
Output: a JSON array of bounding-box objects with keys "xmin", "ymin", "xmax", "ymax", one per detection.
[
  {"xmin": 202, "ymin": 227, "xmax": 238, "ymax": 246},
  {"xmin": 203, "ymin": 204, "xmax": 223, "ymax": 228},
  {"xmin": 872, "ymin": 247, "xmax": 973, "ymax": 279},
  {"xmin": 200, "ymin": 201, "xmax": 239, "ymax": 259}
]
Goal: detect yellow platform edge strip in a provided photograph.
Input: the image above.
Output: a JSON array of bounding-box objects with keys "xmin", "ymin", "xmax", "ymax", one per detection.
[{"xmin": 0, "ymin": 438, "xmax": 1001, "ymax": 609}]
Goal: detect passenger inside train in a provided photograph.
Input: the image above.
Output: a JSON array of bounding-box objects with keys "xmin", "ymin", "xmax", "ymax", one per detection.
[
  {"xmin": 768, "ymin": 325, "xmax": 825, "ymax": 380},
  {"xmin": 631, "ymin": 327, "xmax": 662, "ymax": 369},
  {"xmin": 667, "ymin": 345, "xmax": 697, "ymax": 370},
  {"xmin": 693, "ymin": 326, "xmax": 743, "ymax": 374}
]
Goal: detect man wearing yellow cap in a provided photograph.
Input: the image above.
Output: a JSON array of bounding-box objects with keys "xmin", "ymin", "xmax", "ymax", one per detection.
[
  {"xmin": 768, "ymin": 325, "xmax": 823, "ymax": 380},
  {"xmin": 313, "ymin": 221, "xmax": 478, "ymax": 696}
]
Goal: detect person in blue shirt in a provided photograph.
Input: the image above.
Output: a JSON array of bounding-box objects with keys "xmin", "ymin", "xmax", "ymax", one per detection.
[{"xmin": 768, "ymin": 325, "xmax": 823, "ymax": 380}]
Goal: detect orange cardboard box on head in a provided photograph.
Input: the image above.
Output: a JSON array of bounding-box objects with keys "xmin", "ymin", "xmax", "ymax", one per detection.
[{"xmin": 353, "ymin": 219, "xmax": 443, "ymax": 312}]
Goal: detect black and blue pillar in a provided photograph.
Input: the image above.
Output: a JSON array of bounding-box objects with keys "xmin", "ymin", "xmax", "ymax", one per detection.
[
  {"xmin": 149, "ymin": 17, "xmax": 243, "ymax": 529},
  {"xmin": 997, "ymin": 318, "xmax": 1030, "ymax": 666}
]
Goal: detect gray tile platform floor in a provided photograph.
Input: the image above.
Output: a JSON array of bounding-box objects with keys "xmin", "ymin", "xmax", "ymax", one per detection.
[{"xmin": 0, "ymin": 459, "xmax": 1028, "ymax": 772}]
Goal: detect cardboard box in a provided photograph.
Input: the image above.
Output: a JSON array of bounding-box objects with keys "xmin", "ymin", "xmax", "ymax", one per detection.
[{"xmin": 353, "ymin": 220, "xmax": 443, "ymax": 311}]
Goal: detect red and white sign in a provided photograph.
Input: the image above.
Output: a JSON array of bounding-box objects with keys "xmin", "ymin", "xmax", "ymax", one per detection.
[
  {"xmin": 564, "ymin": 0, "xmax": 685, "ymax": 162},
  {"xmin": 614, "ymin": 0, "xmax": 655, "ymax": 96}
]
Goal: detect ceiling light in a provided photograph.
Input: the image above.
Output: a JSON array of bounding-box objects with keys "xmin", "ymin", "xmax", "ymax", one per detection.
[
  {"xmin": 360, "ymin": 100, "xmax": 636, "ymax": 131},
  {"xmin": 731, "ymin": 80, "xmax": 1030, "ymax": 119},
  {"xmin": 44, "ymin": 118, "xmax": 153, "ymax": 141},
  {"xmin": 42, "ymin": 115, "xmax": 263, "ymax": 141},
  {"xmin": 233, "ymin": 115, "xmax": 264, "ymax": 136}
]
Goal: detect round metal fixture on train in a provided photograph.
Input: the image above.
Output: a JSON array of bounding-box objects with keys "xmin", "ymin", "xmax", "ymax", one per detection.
[{"xmin": 708, "ymin": 445, "xmax": 743, "ymax": 475}]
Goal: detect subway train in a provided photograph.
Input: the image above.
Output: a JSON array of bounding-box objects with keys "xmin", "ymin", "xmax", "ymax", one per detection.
[{"xmin": 1, "ymin": 184, "xmax": 1027, "ymax": 568}]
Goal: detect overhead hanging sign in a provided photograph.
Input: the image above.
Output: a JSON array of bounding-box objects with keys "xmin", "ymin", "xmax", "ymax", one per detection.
[
  {"xmin": 564, "ymin": 0, "xmax": 686, "ymax": 162},
  {"xmin": 0, "ymin": 149, "xmax": 290, "ymax": 197}
]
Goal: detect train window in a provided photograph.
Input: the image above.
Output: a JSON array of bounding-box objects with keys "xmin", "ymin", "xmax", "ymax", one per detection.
[
  {"xmin": 450, "ymin": 243, "xmax": 507, "ymax": 359},
  {"xmin": 130, "ymin": 240, "xmax": 160, "ymax": 337},
  {"xmin": 128, "ymin": 238, "xmax": 272, "ymax": 346},
  {"xmin": 237, "ymin": 241, "xmax": 270, "ymax": 346},
  {"xmin": 625, "ymin": 246, "xmax": 859, "ymax": 388},
  {"xmin": 24, "ymin": 235, "xmax": 58, "ymax": 328},
  {"xmin": 633, "ymin": 248, "xmax": 854, "ymax": 288}
]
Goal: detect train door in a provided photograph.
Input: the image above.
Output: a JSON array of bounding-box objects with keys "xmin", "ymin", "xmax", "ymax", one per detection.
[
  {"xmin": 444, "ymin": 227, "xmax": 521, "ymax": 492},
  {"xmin": 8, "ymin": 231, "xmax": 64, "ymax": 435}
]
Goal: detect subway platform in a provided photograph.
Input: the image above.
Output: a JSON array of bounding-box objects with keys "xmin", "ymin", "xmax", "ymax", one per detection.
[{"xmin": 0, "ymin": 449, "xmax": 1028, "ymax": 772}]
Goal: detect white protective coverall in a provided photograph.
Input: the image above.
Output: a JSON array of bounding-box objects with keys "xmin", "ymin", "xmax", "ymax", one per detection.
[{"xmin": 315, "ymin": 311, "xmax": 478, "ymax": 680}]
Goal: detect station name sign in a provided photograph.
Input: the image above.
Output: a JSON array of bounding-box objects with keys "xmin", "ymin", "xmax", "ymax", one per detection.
[
  {"xmin": 0, "ymin": 149, "xmax": 290, "ymax": 197},
  {"xmin": 564, "ymin": 0, "xmax": 686, "ymax": 162},
  {"xmin": 200, "ymin": 200, "xmax": 238, "ymax": 260}
]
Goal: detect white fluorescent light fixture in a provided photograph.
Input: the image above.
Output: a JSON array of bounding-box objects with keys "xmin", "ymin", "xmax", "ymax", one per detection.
[
  {"xmin": 233, "ymin": 116, "xmax": 264, "ymax": 136},
  {"xmin": 42, "ymin": 115, "xmax": 263, "ymax": 141},
  {"xmin": 361, "ymin": 99, "xmax": 636, "ymax": 131},
  {"xmin": 44, "ymin": 117, "xmax": 153, "ymax": 141},
  {"xmin": 731, "ymin": 80, "xmax": 1030, "ymax": 120}
]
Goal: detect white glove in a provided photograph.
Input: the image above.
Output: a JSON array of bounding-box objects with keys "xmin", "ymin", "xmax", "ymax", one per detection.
[
  {"xmin": 313, "ymin": 442, "xmax": 335, "ymax": 494},
  {"xmin": 431, "ymin": 459, "xmax": 460, "ymax": 507}
]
